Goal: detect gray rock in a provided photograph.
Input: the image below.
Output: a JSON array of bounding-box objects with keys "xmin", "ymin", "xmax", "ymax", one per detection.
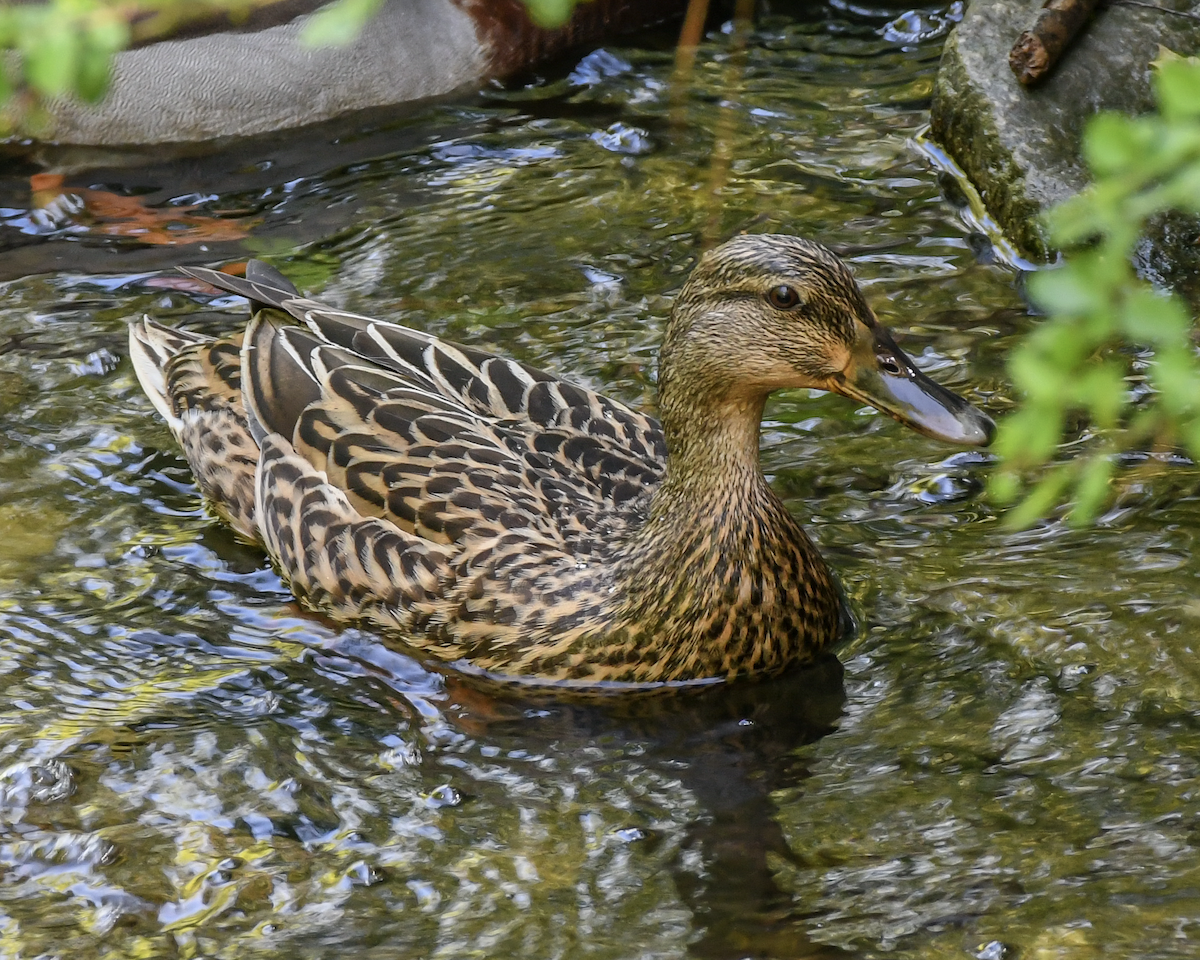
[
  {"xmin": 41, "ymin": 0, "xmax": 484, "ymax": 146},
  {"xmin": 931, "ymin": 0, "xmax": 1200, "ymax": 296},
  {"xmin": 21, "ymin": 0, "xmax": 686, "ymax": 148}
]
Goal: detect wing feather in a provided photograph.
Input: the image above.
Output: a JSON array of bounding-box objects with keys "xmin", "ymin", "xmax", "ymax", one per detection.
[
  {"xmin": 144, "ymin": 260, "xmax": 667, "ymax": 586},
  {"xmin": 131, "ymin": 260, "xmax": 684, "ymax": 674}
]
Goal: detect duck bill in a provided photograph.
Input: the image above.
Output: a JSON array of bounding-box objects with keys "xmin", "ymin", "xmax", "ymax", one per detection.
[{"xmin": 828, "ymin": 325, "xmax": 995, "ymax": 446}]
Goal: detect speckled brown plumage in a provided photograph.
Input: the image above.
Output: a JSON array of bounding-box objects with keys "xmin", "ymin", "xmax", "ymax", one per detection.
[{"xmin": 130, "ymin": 236, "xmax": 993, "ymax": 688}]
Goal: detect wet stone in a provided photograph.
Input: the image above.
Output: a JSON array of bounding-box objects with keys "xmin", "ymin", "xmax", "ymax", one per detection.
[{"xmin": 931, "ymin": 0, "xmax": 1200, "ymax": 301}]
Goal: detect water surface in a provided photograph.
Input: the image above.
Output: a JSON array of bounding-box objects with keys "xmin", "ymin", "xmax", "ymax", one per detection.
[{"xmin": 1, "ymin": 5, "xmax": 1198, "ymax": 958}]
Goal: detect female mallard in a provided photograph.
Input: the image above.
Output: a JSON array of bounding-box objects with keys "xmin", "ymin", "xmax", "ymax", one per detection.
[{"xmin": 130, "ymin": 235, "xmax": 993, "ymax": 688}]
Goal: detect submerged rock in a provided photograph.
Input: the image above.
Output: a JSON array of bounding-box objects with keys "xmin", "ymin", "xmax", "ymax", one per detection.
[{"xmin": 931, "ymin": 0, "xmax": 1200, "ymax": 298}]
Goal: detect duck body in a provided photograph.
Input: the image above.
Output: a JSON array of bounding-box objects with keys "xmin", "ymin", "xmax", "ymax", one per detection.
[{"xmin": 131, "ymin": 237, "xmax": 992, "ymax": 687}]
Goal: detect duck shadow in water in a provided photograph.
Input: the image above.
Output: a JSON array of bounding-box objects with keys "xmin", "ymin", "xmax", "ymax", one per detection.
[
  {"xmin": 153, "ymin": 535, "xmax": 854, "ymax": 957},
  {"xmin": 417, "ymin": 654, "xmax": 854, "ymax": 959}
]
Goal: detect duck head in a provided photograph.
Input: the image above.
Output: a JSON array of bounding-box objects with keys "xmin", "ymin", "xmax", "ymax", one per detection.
[{"xmin": 661, "ymin": 234, "xmax": 994, "ymax": 447}]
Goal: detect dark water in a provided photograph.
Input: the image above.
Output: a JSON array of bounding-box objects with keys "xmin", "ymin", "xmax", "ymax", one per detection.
[{"xmin": 1, "ymin": 4, "xmax": 1198, "ymax": 958}]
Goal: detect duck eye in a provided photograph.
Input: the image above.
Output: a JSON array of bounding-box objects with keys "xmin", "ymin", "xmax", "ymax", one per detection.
[{"xmin": 766, "ymin": 285, "xmax": 801, "ymax": 310}]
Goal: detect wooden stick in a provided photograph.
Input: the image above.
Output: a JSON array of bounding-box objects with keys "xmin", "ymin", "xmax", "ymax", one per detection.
[
  {"xmin": 1008, "ymin": 0, "xmax": 1102, "ymax": 86},
  {"xmin": 670, "ymin": 0, "xmax": 710, "ymax": 130},
  {"xmin": 674, "ymin": 0, "xmax": 712, "ymax": 81},
  {"xmin": 702, "ymin": 0, "xmax": 755, "ymax": 249}
]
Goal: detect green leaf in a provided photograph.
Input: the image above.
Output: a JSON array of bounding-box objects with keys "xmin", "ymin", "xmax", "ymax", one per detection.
[
  {"xmin": 1155, "ymin": 59, "xmax": 1200, "ymax": 121},
  {"xmin": 73, "ymin": 13, "xmax": 127, "ymax": 101},
  {"xmin": 522, "ymin": 0, "xmax": 579, "ymax": 27},
  {"xmin": 1043, "ymin": 190, "xmax": 1109, "ymax": 245},
  {"xmin": 992, "ymin": 405, "xmax": 1064, "ymax": 466},
  {"xmin": 1008, "ymin": 348, "xmax": 1066, "ymax": 401},
  {"xmin": 25, "ymin": 20, "xmax": 80, "ymax": 97},
  {"xmin": 300, "ymin": 0, "xmax": 385, "ymax": 47},
  {"xmin": 0, "ymin": 50, "xmax": 12, "ymax": 106},
  {"xmin": 1082, "ymin": 113, "xmax": 1139, "ymax": 176},
  {"xmin": 987, "ymin": 468, "xmax": 1022, "ymax": 506},
  {"xmin": 1158, "ymin": 159, "xmax": 1200, "ymax": 213},
  {"xmin": 1072, "ymin": 362, "xmax": 1127, "ymax": 429},
  {"xmin": 1187, "ymin": 418, "xmax": 1200, "ymax": 461},
  {"xmin": 87, "ymin": 12, "xmax": 130, "ymax": 57},
  {"xmin": 1152, "ymin": 345, "xmax": 1200, "ymax": 417},
  {"xmin": 1067, "ymin": 454, "xmax": 1113, "ymax": 527},
  {"xmin": 1151, "ymin": 45, "xmax": 1199, "ymax": 69},
  {"xmin": 75, "ymin": 47, "xmax": 109, "ymax": 101},
  {"xmin": 1002, "ymin": 463, "xmax": 1075, "ymax": 530},
  {"xmin": 1119, "ymin": 288, "xmax": 1192, "ymax": 345},
  {"xmin": 1027, "ymin": 263, "xmax": 1110, "ymax": 318}
]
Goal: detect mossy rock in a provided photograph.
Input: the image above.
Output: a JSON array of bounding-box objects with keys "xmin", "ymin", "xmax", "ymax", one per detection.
[{"xmin": 931, "ymin": 0, "xmax": 1200, "ymax": 303}]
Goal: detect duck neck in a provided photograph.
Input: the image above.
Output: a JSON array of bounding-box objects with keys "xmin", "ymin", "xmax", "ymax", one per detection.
[
  {"xmin": 612, "ymin": 374, "xmax": 841, "ymax": 679},
  {"xmin": 654, "ymin": 388, "xmax": 769, "ymax": 511}
]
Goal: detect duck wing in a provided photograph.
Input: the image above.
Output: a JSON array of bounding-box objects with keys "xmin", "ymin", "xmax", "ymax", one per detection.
[
  {"xmin": 127, "ymin": 263, "xmax": 308, "ymax": 542},
  {"xmin": 238, "ymin": 310, "xmax": 660, "ymax": 654},
  {"xmin": 139, "ymin": 262, "xmax": 672, "ymax": 650},
  {"xmin": 180, "ymin": 264, "xmax": 667, "ymax": 474},
  {"xmin": 239, "ymin": 313, "xmax": 658, "ymax": 555}
]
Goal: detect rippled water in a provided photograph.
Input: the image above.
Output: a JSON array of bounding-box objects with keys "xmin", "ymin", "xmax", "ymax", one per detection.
[{"xmin": 1, "ymin": 4, "xmax": 1198, "ymax": 958}]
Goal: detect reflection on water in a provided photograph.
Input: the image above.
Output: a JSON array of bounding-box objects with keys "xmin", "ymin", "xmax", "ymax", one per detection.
[{"xmin": 0, "ymin": 3, "xmax": 1198, "ymax": 958}]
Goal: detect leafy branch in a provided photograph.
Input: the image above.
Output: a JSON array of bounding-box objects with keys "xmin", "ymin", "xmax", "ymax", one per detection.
[
  {"xmin": 990, "ymin": 52, "xmax": 1200, "ymax": 527},
  {"xmin": 0, "ymin": 0, "xmax": 129, "ymax": 127}
]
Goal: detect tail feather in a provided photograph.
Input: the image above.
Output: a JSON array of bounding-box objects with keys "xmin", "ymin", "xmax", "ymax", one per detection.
[
  {"xmin": 128, "ymin": 317, "xmax": 212, "ymax": 437},
  {"xmin": 180, "ymin": 259, "xmax": 300, "ymax": 315}
]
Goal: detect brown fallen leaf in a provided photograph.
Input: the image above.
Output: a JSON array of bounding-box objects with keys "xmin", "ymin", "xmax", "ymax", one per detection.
[{"xmin": 30, "ymin": 173, "xmax": 254, "ymax": 246}]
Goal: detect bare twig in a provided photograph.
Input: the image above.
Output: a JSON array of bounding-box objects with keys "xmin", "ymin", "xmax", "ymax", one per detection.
[
  {"xmin": 1009, "ymin": 0, "xmax": 1102, "ymax": 86},
  {"xmin": 1110, "ymin": 0, "xmax": 1200, "ymax": 20},
  {"xmin": 673, "ymin": 0, "xmax": 711, "ymax": 79}
]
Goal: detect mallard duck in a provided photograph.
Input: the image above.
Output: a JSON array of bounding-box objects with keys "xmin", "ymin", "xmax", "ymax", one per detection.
[{"xmin": 130, "ymin": 236, "xmax": 993, "ymax": 688}]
